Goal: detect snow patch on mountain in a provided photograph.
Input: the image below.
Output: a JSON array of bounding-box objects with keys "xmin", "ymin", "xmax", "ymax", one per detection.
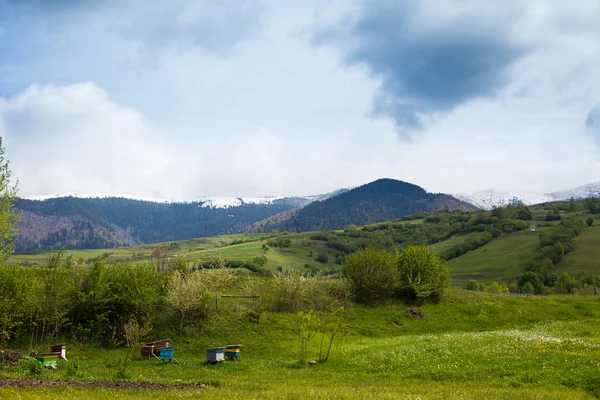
[
  {"xmin": 456, "ymin": 182, "xmax": 600, "ymax": 210},
  {"xmin": 197, "ymin": 196, "xmax": 284, "ymax": 208},
  {"xmin": 454, "ymin": 190, "xmax": 553, "ymax": 210},
  {"xmin": 550, "ymin": 182, "xmax": 600, "ymax": 202}
]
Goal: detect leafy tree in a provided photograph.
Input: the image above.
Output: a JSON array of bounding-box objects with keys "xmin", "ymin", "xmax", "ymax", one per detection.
[
  {"xmin": 586, "ymin": 218, "xmax": 594, "ymax": 227},
  {"xmin": 315, "ymin": 253, "xmax": 329, "ymax": 263},
  {"xmin": 396, "ymin": 245, "xmax": 450, "ymax": 301},
  {"xmin": 465, "ymin": 280, "xmax": 480, "ymax": 291},
  {"xmin": 555, "ymin": 273, "xmax": 576, "ymax": 294},
  {"xmin": 568, "ymin": 198, "xmax": 577, "ymax": 212},
  {"xmin": 516, "ymin": 204, "xmax": 533, "ymax": 221},
  {"xmin": 165, "ymin": 270, "xmax": 206, "ymax": 335},
  {"xmin": 522, "ymin": 281, "xmax": 534, "ymax": 295},
  {"xmin": 518, "ymin": 271, "xmax": 545, "ymax": 295},
  {"xmin": 0, "ymin": 138, "xmax": 20, "ymax": 261},
  {"xmin": 586, "ymin": 198, "xmax": 599, "ymax": 214},
  {"xmin": 0, "ymin": 266, "xmax": 36, "ymax": 343},
  {"xmin": 150, "ymin": 244, "xmax": 170, "ymax": 274},
  {"xmin": 342, "ymin": 248, "xmax": 396, "ymax": 303},
  {"xmin": 203, "ymin": 260, "xmax": 236, "ymax": 315}
]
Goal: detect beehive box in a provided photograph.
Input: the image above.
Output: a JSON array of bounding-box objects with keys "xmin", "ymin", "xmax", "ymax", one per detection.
[
  {"xmin": 160, "ymin": 347, "xmax": 174, "ymax": 361},
  {"xmin": 35, "ymin": 352, "xmax": 59, "ymax": 367},
  {"xmin": 50, "ymin": 344, "xmax": 67, "ymax": 361},
  {"xmin": 206, "ymin": 348, "xmax": 225, "ymax": 363},
  {"xmin": 141, "ymin": 345, "xmax": 154, "ymax": 359},
  {"xmin": 224, "ymin": 344, "xmax": 242, "ymax": 360}
]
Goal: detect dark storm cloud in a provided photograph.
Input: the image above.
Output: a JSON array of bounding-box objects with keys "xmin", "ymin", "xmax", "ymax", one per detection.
[{"xmin": 313, "ymin": 1, "xmax": 526, "ymax": 130}]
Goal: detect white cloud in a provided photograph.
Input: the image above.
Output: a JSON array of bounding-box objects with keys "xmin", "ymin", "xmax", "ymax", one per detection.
[
  {"xmin": 0, "ymin": 83, "xmax": 176, "ymax": 198},
  {"xmin": 0, "ymin": 0, "xmax": 600, "ymax": 199}
]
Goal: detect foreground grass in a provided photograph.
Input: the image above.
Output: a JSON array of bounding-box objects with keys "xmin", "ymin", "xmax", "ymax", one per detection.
[{"xmin": 2, "ymin": 292, "xmax": 600, "ymax": 399}]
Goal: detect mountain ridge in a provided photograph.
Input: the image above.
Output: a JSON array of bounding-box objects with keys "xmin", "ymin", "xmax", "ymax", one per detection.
[{"xmin": 455, "ymin": 181, "xmax": 600, "ymax": 210}]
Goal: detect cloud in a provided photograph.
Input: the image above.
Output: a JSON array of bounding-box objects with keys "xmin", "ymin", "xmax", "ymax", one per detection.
[
  {"xmin": 312, "ymin": 0, "xmax": 527, "ymax": 130},
  {"xmin": 116, "ymin": 0, "xmax": 265, "ymax": 55},
  {"xmin": 1, "ymin": 1, "xmax": 600, "ymax": 199},
  {"xmin": 0, "ymin": 83, "xmax": 176, "ymax": 198}
]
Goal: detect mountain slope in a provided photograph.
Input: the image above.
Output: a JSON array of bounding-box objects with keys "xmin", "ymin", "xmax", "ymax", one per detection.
[
  {"xmin": 14, "ymin": 197, "xmax": 299, "ymax": 251},
  {"xmin": 250, "ymin": 178, "xmax": 477, "ymax": 232},
  {"xmin": 456, "ymin": 182, "xmax": 600, "ymax": 210}
]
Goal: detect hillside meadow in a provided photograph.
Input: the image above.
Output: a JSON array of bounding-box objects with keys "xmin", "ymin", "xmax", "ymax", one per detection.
[
  {"xmin": 9, "ymin": 199, "xmax": 600, "ymax": 288},
  {"xmin": 1, "ymin": 291, "xmax": 600, "ymax": 399}
]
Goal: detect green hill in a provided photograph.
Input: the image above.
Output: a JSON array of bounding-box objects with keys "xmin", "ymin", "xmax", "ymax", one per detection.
[{"xmin": 9, "ymin": 199, "xmax": 600, "ymax": 286}]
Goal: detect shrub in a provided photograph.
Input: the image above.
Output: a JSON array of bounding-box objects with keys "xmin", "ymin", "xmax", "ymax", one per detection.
[
  {"xmin": 342, "ymin": 248, "xmax": 396, "ymax": 303},
  {"xmin": 518, "ymin": 272, "xmax": 546, "ymax": 295},
  {"xmin": 465, "ymin": 280, "xmax": 480, "ymax": 291},
  {"xmin": 316, "ymin": 253, "xmax": 329, "ymax": 263},
  {"xmin": 0, "ymin": 349, "xmax": 21, "ymax": 365},
  {"xmin": 395, "ymin": 246, "xmax": 450, "ymax": 302}
]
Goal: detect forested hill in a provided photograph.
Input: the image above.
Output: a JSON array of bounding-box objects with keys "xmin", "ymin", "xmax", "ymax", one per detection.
[
  {"xmin": 13, "ymin": 179, "xmax": 477, "ymax": 251},
  {"xmin": 250, "ymin": 179, "xmax": 478, "ymax": 232},
  {"xmin": 14, "ymin": 197, "xmax": 309, "ymax": 251}
]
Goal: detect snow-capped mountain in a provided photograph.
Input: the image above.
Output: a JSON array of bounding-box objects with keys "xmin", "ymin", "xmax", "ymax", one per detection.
[
  {"xmin": 196, "ymin": 188, "xmax": 350, "ymax": 209},
  {"xmin": 549, "ymin": 182, "xmax": 600, "ymax": 202},
  {"xmin": 24, "ymin": 188, "xmax": 350, "ymax": 209},
  {"xmin": 197, "ymin": 196, "xmax": 284, "ymax": 208},
  {"xmin": 455, "ymin": 182, "xmax": 600, "ymax": 210}
]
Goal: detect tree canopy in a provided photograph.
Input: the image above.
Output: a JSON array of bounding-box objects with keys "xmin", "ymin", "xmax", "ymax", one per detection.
[{"xmin": 0, "ymin": 138, "xmax": 20, "ymax": 262}]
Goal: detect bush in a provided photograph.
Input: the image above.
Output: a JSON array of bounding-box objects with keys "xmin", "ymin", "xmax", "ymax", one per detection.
[
  {"xmin": 465, "ymin": 280, "xmax": 480, "ymax": 291},
  {"xmin": 518, "ymin": 272, "xmax": 546, "ymax": 295},
  {"xmin": 316, "ymin": 253, "xmax": 329, "ymax": 263},
  {"xmin": 395, "ymin": 246, "xmax": 450, "ymax": 302},
  {"xmin": 0, "ymin": 349, "xmax": 21, "ymax": 365},
  {"xmin": 342, "ymin": 248, "xmax": 396, "ymax": 303}
]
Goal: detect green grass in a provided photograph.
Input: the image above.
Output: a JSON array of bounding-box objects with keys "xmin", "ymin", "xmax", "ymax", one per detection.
[
  {"xmin": 557, "ymin": 218, "xmax": 600, "ymax": 276},
  {"xmin": 446, "ymin": 234, "xmax": 540, "ymax": 283},
  {"xmin": 2, "ymin": 291, "xmax": 600, "ymax": 399},
  {"xmin": 8, "ymin": 232, "xmax": 342, "ymax": 274}
]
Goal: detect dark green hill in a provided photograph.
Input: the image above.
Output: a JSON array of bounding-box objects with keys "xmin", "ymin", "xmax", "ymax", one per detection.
[
  {"xmin": 251, "ymin": 178, "xmax": 477, "ymax": 232},
  {"xmin": 14, "ymin": 197, "xmax": 307, "ymax": 251}
]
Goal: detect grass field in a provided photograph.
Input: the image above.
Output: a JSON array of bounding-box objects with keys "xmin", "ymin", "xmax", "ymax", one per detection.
[
  {"xmin": 1, "ymin": 291, "xmax": 600, "ymax": 399},
  {"xmin": 8, "ymin": 204, "xmax": 600, "ymax": 285},
  {"xmin": 557, "ymin": 217, "xmax": 600, "ymax": 276},
  {"xmin": 446, "ymin": 234, "xmax": 540, "ymax": 283},
  {"xmin": 7, "ymin": 232, "xmax": 343, "ymax": 274}
]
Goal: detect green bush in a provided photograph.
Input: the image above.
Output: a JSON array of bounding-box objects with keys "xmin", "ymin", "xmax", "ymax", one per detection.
[
  {"xmin": 342, "ymin": 248, "xmax": 396, "ymax": 303},
  {"xmin": 395, "ymin": 246, "xmax": 450, "ymax": 302}
]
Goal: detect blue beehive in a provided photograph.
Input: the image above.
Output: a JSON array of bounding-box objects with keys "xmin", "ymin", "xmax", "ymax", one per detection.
[
  {"xmin": 224, "ymin": 344, "xmax": 242, "ymax": 360},
  {"xmin": 159, "ymin": 347, "xmax": 178, "ymax": 364}
]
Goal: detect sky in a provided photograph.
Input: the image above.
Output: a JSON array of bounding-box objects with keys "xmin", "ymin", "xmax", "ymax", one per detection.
[{"xmin": 0, "ymin": 0, "xmax": 599, "ymax": 200}]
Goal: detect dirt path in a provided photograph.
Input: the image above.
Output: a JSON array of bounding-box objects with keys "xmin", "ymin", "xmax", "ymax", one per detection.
[{"xmin": 0, "ymin": 377, "xmax": 207, "ymax": 390}]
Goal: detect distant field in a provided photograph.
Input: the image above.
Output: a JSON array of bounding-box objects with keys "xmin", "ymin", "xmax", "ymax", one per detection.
[
  {"xmin": 7, "ymin": 231, "xmax": 343, "ymax": 273},
  {"xmin": 448, "ymin": 234, "xmax": 541, "ymax": 283},
  {"xmin": 8, "ymin": 201, "xmax": 600, "ymax": 283},
  {"xmin": 557, "ymin": 214, "xmax": 600, "ymax": 276}
]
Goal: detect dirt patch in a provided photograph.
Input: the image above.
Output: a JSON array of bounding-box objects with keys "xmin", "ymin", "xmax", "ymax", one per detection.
[{"xmin": 0, "ymin": 378, "xmax": 207, "ymax": 390}]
